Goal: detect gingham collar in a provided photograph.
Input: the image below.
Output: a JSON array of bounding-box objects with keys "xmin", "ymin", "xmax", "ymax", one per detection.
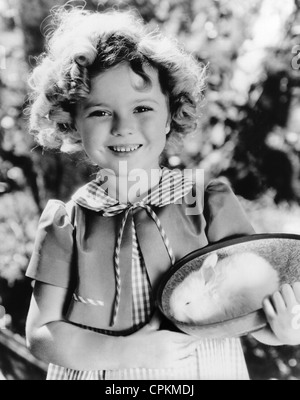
[{"xmin": 72, "ymin": 167, "xmax": 194, "ymax": 212}]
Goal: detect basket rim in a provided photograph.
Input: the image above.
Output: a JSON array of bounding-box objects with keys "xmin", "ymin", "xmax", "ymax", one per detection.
[{"xmin": 156, "ymin": 233, "xmax": 300, "ymax": 337}]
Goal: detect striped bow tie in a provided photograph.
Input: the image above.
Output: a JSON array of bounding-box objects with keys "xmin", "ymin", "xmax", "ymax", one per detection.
[{"xmin": 72, "ymin": 168, "xmax": 194, "ymax": 326}]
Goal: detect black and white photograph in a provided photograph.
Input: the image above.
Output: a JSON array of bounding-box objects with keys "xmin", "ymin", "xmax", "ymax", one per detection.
[{"xmin": 1, "ymin": 0, "xmax": 300, "ymax": 383}]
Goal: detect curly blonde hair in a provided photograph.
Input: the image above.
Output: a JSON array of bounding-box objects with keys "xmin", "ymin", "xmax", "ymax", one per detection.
[{"xmin": 28, "ymin": 7, "xmax": 206, "ymax": 153}]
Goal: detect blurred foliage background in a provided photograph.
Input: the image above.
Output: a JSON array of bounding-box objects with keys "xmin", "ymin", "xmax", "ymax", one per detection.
[{"xmin": 1, "ymin": 0, "xmax": 300, "ymax": 380}]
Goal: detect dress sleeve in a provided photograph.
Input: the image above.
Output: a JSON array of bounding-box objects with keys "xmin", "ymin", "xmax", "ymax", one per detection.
[
  {"xmin": 26, "ymin": 200, "xmax": 75, "ymax": 288},
  {"xmin": 204, "ymin": 179, "xmax": 255, "ymax": 243}
]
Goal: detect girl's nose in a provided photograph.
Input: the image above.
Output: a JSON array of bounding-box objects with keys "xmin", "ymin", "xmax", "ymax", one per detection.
[{"xmin": 111, "ymin": 115, "xmax": 135, "ymax": 137}]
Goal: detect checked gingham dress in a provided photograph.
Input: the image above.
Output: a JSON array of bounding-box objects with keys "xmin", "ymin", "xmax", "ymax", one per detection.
[{"xmin": 27, "ymin": 168, "xmax": 250, "ymax": 380}]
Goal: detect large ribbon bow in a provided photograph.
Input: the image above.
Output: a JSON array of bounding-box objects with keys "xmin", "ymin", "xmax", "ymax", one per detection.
[{"xmin": 72, "ymin": 168, "xmax": 194, "ymax": 326}]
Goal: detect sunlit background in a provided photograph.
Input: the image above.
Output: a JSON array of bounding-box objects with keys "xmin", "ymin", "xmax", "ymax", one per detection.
[{"xmin": 1, "ymin": 0, "xmax": 300, "ymax": 380}]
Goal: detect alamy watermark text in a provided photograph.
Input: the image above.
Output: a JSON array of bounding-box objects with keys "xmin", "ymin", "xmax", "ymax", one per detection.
[{"xmin": 292, "ymin": 45, "xmax": 300, "ymax": 70}]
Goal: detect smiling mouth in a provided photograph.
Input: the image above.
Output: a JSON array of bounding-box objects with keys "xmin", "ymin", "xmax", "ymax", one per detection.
[{"xmin": 108, "ymin": 145, "xmax": 143, "ymax": 154}]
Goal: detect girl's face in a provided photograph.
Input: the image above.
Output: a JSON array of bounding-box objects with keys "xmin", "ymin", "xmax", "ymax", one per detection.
[{"xmin": 75, "ymin": 62, "xmax": 170, "ymax": 176}]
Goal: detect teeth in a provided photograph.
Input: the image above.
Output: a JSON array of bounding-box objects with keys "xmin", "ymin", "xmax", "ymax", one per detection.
[{"xmin": 111, "ymin": 145, "xmax": 140, "ymax": 153}]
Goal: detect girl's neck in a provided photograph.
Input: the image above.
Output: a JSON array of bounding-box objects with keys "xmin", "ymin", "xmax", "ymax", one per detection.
[{"xmin": 99, "ymin": 167, "xmax": 163, "ymax": 204}]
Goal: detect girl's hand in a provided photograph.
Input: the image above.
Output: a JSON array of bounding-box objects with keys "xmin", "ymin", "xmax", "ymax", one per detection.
[
  {"xmin": 124, "ymin": 311, "xmax": 201, "ymax": 370},
  {"xmin": 263, "ymin": 283, "xmax": 300, "ymax": 346}
]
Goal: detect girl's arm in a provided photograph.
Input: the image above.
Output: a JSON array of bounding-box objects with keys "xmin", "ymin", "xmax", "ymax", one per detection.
[
  {"xmin": 26, "ymin": 282, "xmax": 201, "ymax": 371},
  {"xmin": 26, "ymin": 282, "xmax": 127, "ymax": 371}
]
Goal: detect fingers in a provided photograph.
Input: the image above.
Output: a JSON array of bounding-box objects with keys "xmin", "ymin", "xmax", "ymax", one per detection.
[
  {"xmin": 137, "ymin": 311, "xmax": 162, "ymax": 334},
  {"xmin": 272, "ymin": 291, "xmax": 287, "ymax": 313},
  {"xmin": 147, "ymin": 310, "xmax": 163, "ymax": 331},
  {"xmin": 263, "ymin": 297, "xmax": 276, "ymax": 320},
  {"xmin": 171, "ymin": 353, "xmax": 198, "ymax": 369},
  {"xmin": 264, "ymin": 284, "xmax": 299, "ymax": 315},
  {"xmin": 262, "ymin": 283, "xmax": 300, "ymax": 346},
  {"xmin": 281, "ymin": 284, "xmax": 297, "ymax": 309},
  {"xmin": 292, "ymin": 282, "xmax": 300, "ymax": 303},
  {"xmin": 263, "ymin": 283, "xmax": 300, "ymax": 321},
  {"xmin": 178, "ymin": 340, "xmax": 201, "ymax": 360},
  {"xmin": 170, "ymin": 358, "xmax": 192, "ymax": 370},
  {"xmin": 170, "ymin": 334, "xmax": 202, "ymax": 361}
]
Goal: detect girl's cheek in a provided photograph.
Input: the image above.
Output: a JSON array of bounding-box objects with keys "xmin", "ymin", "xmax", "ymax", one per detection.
[
  {"xmin": 84, "ymin": 120, "xmax": 102, "ymax": 133},
  {"xmin": 83, "ymin": 122, "xmax": 109, "ymax": 141},
  {"xmin": 140, "ymin": 120, "xmax": 168, "ymax": 138}
]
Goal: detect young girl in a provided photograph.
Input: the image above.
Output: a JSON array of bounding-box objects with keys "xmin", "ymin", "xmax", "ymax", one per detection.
[{"xmin": 26, "ymin": 7, "xmax": 300, "ymax": 380}]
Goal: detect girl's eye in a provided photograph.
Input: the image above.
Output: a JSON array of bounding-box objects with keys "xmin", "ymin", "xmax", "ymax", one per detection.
[
  {"xmin": 88, "ymin": 110, "xmax": 111, "ymax": 118},
  {"xmin": 134, "ymin": 106, "xmax": 153, "ymax": 114}
]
